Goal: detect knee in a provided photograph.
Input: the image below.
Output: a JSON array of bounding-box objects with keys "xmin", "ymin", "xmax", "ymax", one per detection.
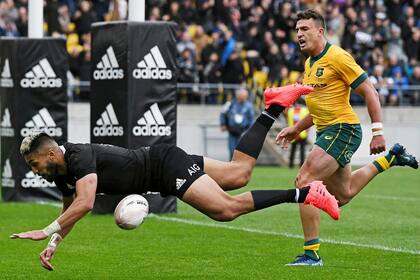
[
  {"xmin": 334, "ymin": 190, "xmax": 352, "ymax": 206},
  {"xmin": 229, "ymin": 165, "xmax": 252, "ymax": 188},
  {"xmin": 209, "ymin": 209, "xmax": 236, "ymax": 222}
]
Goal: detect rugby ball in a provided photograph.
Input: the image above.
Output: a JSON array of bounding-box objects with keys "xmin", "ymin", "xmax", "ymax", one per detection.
[{"xmin": 114, "ymin": 194, "xmax": 149, "ymax": 230}]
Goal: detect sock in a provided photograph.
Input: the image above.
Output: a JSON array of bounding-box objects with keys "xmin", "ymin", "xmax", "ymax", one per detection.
[
  {"xmin": 372, "ymin": 153, "xmax": 395, "ymax": 173},
  {"xmin": 304, "ymin": 238, "xmax": 320, "ymax": 260},
  {"xmin": 266, "ymin": 104, "xmax": 285, "ymax": 119},
  {"xmin": 235, "ymin": 105, "xmax": 285, "ymax": 159},
  {"xmin": 251, "ymin": 187, "xmax": 308, "ymax": 210},
  {"xmin": 296, "ymin": 186, "xmax": 309, "ymax": 203}
]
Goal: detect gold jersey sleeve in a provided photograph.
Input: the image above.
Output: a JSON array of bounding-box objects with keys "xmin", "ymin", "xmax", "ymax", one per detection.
[{"xmin": 303, "ymin": 43, "xmax": 368, "ymax": 130}]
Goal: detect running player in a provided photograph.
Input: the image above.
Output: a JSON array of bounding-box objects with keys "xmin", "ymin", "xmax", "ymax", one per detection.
[
  {"xmin": 276, "ymin": 9, "xmax": 419, "ymax": 266},
  {"xmin": 11, "ymin": 84, "xmax": 339, "ymax": 271}
]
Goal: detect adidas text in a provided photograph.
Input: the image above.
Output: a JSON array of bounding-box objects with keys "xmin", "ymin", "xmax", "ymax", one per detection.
[
  {"xmin": 20, "ymin": 77, "xmax": 62, "ymax": 88},
  {"xmin": 93, "ymin": 68, "xmax": 124, "ymax": 80},
  {"xmin": 132, "ymin": 124, "xmax": 171, "ymax": 136},
  {"xmin": 2, "ymin": 177, "xmax": 15, "ymax": 187},
  {"xmin": 93, "ymin": 125, "xmax": 124, "ymax": 136},
  {"xmin": 2, "ymin": 159, "xmax": 15, "ymax": 187},
  {"xmin": 1, "ymin": 58, "xmax": 14, "ymax": 87},
  {"xmin": 133, "ymin": 68, "xmax": 172, "ymax": 80},
  {"xmin": 21, "ymin": 177, "xmax": 55, "ymax": 188},
  {"xmin": 1, "ymin": 78, "xmax": 13, "ymax": 88},
  {"xmin": 21, "ymin": 127, "xmax": 62, "ymax": 137},
  {"xmin": 0, "ymin": 127, "xmax": 14, "ymax": 137}
]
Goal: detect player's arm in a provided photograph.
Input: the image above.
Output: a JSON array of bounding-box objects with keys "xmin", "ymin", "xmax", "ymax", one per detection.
[
  {"xmin": 294, "ymin": 114, "xmax": 314, "ymax": 132},
  {"xmin": 11, "ymin": 173, "xmax": 97, "ymax": 241},
  {"xmin": 37, "ymin": 195, "xmax": 74, "ymax": 271},
  {"xmin": 55, "ymin": 173, "xmax": 97, "ymax": 229},
  {"xmin": 354, "ymin": 79, "xmax": 386, "ymax": 154},
  {"xmin": 276, "ymin": 114, "xmax": 313, "ymax": 148}
]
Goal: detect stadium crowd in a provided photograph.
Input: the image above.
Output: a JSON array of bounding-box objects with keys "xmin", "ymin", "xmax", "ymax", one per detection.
[{"xmin": 0, "ymin": 0, "xmax": 419, "ymax": 105}]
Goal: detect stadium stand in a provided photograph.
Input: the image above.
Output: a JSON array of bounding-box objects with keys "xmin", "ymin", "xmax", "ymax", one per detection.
[{"xmin": 0, "ymin": 0, "xmax": 418, "ymax": 105}]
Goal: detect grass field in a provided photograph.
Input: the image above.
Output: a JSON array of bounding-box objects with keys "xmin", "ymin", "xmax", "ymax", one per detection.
[{"xmin": 0, "ymin": 167, "xmax": 419, "ymax": 279}]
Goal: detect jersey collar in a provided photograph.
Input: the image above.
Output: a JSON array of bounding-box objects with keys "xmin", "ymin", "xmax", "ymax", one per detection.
[
  {"xmin": 309, "ymin": 42, "xmax": 331, "ymax": 67},
  {"xmin": 59, "ymin": 145, "xmax": 66, "ymax": 155}
]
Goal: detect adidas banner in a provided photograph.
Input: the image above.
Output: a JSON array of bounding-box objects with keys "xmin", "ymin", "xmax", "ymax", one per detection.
[
  {"xmin": 91, "ymin": 22, "xmax": 178, "ymax": 214},
  {"xmin": 0, "ymin": 38, "xmax": 68, "ymax": 201}
]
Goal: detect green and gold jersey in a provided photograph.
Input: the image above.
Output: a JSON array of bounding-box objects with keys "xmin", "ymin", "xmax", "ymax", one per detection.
[{"xmin": 303, "ymin": 42, "xmax": 367, "ymax": 131}]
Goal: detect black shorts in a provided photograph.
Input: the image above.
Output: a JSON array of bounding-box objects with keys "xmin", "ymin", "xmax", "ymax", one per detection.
[{"xmin": 149, "ymin": 144, "xmax": 205, "ymax": 198}]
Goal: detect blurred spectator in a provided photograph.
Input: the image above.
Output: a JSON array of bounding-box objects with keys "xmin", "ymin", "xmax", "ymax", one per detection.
[
  {"xmin": 404, "ymin": 27, "xmax": 419, "ymax": 62},
  {"xmin": 45, "ymin": 0, "xmax": 63, "ymax": 36},
  {"xmin": 285, "ymin": 103, "xmax": 309, "ymax": 168},
  {"xmin": 390, "ymin": 67, "xmax": 410, "ymax": 105},
  {"xmin": 106, "ymin": 0, "xmax": 127, "ymax": 21},
  {"xmin": 73, "ymin": 0, "xmax": 97, "ymax": 37},
  {"xmin": 177, "ymin": 29, "xmax": 196, "ymax": 56},
  {"xmin": 220, "ymin": 88, "xmax": 254, "ymax": 159},
  {"xmin": 202, "ymin": 52, "xmax": 222, "ymax": 104},
  {"xmin": 180, "ymin": 0, "xmax": 196, "ymax": 25},
  {"xmin": 369, "ymin": 64, "xmax": 394, "ymax": 105},
  {"xmin": 15, "ymin": 6, "xmax": 27, "ymax": 36},
  {"xmin": 409, "ymin": 64, "xmax": 420, "ymax": 105},
  {"xmin": 222, "ymin": 43, "xmax": 244, "ymax": 100},
  {"xmin": 387, "ymin": 24, "xmax": 407, "ymax": 62},
  {"xmin": 190, "ymin": 25, "xmax": 209, "ymax": 64}
]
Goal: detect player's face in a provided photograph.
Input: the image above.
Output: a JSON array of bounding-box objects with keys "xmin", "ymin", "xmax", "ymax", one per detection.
[
  {"xmin": 25, "ymin": 152, "xmax": 59, "ymax": 182},
  {"xmin": 296, "ymin": 19, "xmax": 323, "ymax": 55}
]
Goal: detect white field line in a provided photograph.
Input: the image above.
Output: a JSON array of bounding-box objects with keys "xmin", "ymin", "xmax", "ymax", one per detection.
[
  {"xmin": 38, "ymin": 201, "xmax": 420, "ymax": 255},
  {"xmin": 360, "ymin": 194, "xmax": 420, "ymax": 202},
  {"xmin": 149, "ymin": 214, "xmax": 420, "ymax": 255}
]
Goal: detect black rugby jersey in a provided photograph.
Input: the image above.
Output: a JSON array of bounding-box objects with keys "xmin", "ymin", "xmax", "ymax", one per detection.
[{"xmin": 54, "ymin": 143, "xmax": 150, "ymax": 197}]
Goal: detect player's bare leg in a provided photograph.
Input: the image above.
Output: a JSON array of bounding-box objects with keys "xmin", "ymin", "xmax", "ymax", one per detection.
[
  {"xmin": 203, "ymin": 85, "xmax": 314, "ymax": 190},
  {"xmin": 325, "ymin": 143, "xmax": 418, "ymax": 206},
  {"xmin": 289, "ymin": 145, "xmax": 340, "ymax": 265},
  {"xmin": 181, "ymin": 174, "xmax": 339, "ymax": 222},
  {"xmin": 290, "ymin": 143, "xmax": 418, "ymax": 265}
]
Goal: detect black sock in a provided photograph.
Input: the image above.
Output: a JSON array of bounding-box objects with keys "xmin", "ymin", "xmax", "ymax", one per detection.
[
  {"xmin": 266, "ymin": 104, "xmax": 285, "ymax": 119},
  {"xmin": 235, "ymin": 105, "xmax": 285, "ymax": 159},
  {"xmin": 297, "ymin": 186, "xmax": 309, "ymax": 203},
  {"xmin": 251, "ymin": 186, "xmax": 310, "ymax": 210}
]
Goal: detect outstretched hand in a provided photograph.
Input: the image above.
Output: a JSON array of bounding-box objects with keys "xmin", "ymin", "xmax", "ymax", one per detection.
[
  {"xmin": 370, "ymin": 135, "xmax": 386, "ymax": 155},
  {"xmin": 39, "ymin": 247, "xmax": 56, "ymax": 271},
  {"xmin": 10, "ymin": 230, "xmax": 48, "ymax": 241},
  {"xmin": 276, "ymin": 127, "xmax": 299, "ymax": 149}
]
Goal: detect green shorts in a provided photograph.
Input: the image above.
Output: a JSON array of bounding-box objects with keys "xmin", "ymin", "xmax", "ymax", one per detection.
[{"xmin": 315, "ymin": 123, "xmax": 362, "ymax": 167}]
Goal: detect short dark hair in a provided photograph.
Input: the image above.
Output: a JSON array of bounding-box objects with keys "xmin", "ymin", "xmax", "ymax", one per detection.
[
  {"xmin": 20, "ymin": 132, "xmax": 56, "ymax": 156},
  {"xmin": 296, "ymin": 9, "xmax": 326, "ymax": 29}
]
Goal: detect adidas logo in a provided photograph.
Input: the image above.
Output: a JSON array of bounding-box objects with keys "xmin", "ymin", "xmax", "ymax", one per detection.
[
  {"xmin": 93, "ymin": 46, "xmax": 124, "ymax": 80},
  {"xmin": 132, "ymin": 103, "xmax": 171, "ymax": 136},
  {"xmin": 176, "ymin": 178, "xmax": 186, "ymax": 190},
  {"xmin": 20, "ymin": 107, "xmax": 63, "ymax": 137},
  {"xmin": 2, "ymin": 158, "xmax": 15, "ymax": 188},
  {"xmin": 0, "ymin": 58, "xmax": 13, "ymax": 88},
  {"xmin": 0, "ymin": 107, "xmax": 14, "ymax": 137},
  {"xmin": 133, "ymin": 46, "xmax": 172, "ymax": 80},
  {"xmin": 20, "ymin": 58, "xmax": 62, "ymax": 88},
  {"xmin": 93, "ymin": 103, "xmax": 124, "ymax": 136},
  {"xmin": 21, "ymin": 170, "xmax": 56, "ymax": 188}
]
